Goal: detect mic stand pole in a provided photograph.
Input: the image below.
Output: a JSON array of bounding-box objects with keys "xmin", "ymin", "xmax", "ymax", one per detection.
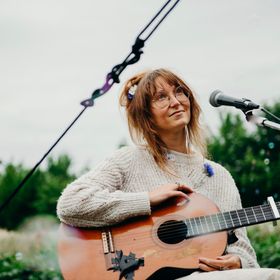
[{"xmin": 243, "ymin": 110, "xmax": 280, "ymax": 132}]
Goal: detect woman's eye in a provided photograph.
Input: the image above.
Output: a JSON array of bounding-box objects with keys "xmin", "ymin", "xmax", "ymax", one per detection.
[
  {"xmin": 175, "ymin": 86, "xmax": 184, "ymax": 94},
  {"xmin": 157, "ymin": 94, "xmax": 167, "ymax": 101}
]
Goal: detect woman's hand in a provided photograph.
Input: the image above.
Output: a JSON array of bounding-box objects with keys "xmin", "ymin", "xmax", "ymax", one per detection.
[
  {"xmin": 149, "ymin": 183, "xmax": 193, "ymax": 207},
  {"xmin": 198, "ymin": 254, "xmax": 241, "ymax": 271}
]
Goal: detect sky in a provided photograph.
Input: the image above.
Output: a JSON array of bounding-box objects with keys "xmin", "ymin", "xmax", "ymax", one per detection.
[{"xmin": 0, "ymin": 0, "xmax": 280, "ymax": 173}]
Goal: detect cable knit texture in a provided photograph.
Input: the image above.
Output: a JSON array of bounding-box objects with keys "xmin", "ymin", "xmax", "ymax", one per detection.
[{"xmin": 57, "ymin": 145, "xmax": 280, "ymax": 279}]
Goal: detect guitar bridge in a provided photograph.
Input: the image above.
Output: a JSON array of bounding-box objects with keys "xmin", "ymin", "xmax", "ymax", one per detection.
[{"xmin": 101, "ymin": 229, "xmax": 115, "ymax": 270}]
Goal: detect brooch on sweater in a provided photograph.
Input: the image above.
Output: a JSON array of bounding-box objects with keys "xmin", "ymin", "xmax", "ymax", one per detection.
[{"xmin": 204, "ymin": 162, "xmax": 214, "ymax": 177}]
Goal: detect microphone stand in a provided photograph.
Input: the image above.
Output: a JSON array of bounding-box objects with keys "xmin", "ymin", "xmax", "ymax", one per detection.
[{"xmin": 243, "ymin": 110, "xmax": 280, "ymax": 132}]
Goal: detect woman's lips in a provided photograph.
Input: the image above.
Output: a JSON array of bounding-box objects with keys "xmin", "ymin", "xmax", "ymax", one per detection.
[{"xmin": 169, "ymin": 110, "xmax": 185, "ymax": 117}]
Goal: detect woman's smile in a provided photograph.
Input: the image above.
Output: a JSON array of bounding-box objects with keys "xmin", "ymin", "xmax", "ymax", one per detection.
[{"xmin": 169, "ymin": 110, "xmax": 185, "ymax": 117}]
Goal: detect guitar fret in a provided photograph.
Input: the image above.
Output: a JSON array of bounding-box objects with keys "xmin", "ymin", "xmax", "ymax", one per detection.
[
  {"xmin": 193, "ymin": 217, "xmax": 200, "ymax": 234},
  {"xmin": 263, "ymin": 205, "xmax": 275, "ymax": 219},
  {"xmin": 206, "ymin": 216, "xmax": 214, "ymax": 232},
  {"xmin": 196, "ymin": 217, "xmax": 203, "ymax": 234},
  {"xmin": 198, "ymin": 216, "xmax": 206, "ymax": 233},
  {"xmin": 187, "ymin": 220, "xmax": 194, "ymax": 236},
  {"xmin": 206, "ymin": 216, "xmax": 212, "ymax": 232},
  {"xmin": 236, "ymin": 210, "xmax": 242, "ymax": 225},
  {"xmin": 246, "ymin": 207, "xmax": 257, "ymax": 223},
  {"xmin": 215, "ymin": 213, "xmax": 222, "ymax": 230},
  {"xmin": 260, "ymin": 206, "xmax": 266, "ymax": 220},
  {"xmin": 253, "ymin": 206, "xmax": 266, "ymax": 222},
  {"xmin": 236, "ymin": 209, "xmax": 248, "ymax": 225},
  {"xmin": 243, "ymin": 208, "xmax": 250, "ymax": 224},
  {"xmin": 217, "ymin": 212, "xmax": 226, "ymax": 230},
  {"xmin": 230, "ymin": 210, "xmax": 241, "ymax": 227},
  {"xmin": 191, "ymin": 219, "xmax": 197, "ymax": 235},
  {"xmin": 221, "ymin": 212, "xmax": 227, "ymax": 229},
  {"xmin": 210, "ymin": 214, "xmax": 220, "ymax": 231},
  {"xmin": 209, "ymin": 215, "xmax": 216, "ymax": 231},
  {"xmin": 201, "ymin": 216, "xmax": 210, "ymax": 232},
  {"xmin": 184, "ymin": 201, "xmax": 280, "ymax": 239},
  {"xmin": 223, "ymin": 212, "xmax": 234, "ymax": 228}
]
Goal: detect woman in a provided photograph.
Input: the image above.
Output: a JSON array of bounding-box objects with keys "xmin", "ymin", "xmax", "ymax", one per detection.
[{"xmin": 57, "ymin": 69, "xmax": 279, "ymax": 279}]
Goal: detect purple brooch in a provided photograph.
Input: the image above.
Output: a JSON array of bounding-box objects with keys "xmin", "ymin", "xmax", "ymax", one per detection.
[{"xmin": 204, "ymin": 163, "xmax": 214, "ymax": 177}]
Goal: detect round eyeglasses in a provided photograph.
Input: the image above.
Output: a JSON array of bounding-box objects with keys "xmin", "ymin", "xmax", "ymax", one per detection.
[{"xmin": 152, "ymin": 86, "xmax": 190, "ymax": 109}]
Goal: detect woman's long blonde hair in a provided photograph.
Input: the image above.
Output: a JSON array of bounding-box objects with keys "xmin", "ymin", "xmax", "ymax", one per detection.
[{"xmin": 119, "ymin": 68, "xmax": 207, "ymax": 170}]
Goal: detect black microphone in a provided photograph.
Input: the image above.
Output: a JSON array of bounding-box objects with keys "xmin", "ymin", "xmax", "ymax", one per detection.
[{"xmin": 209, "ymin": 90, "xmax": 260, "ymax": 110}]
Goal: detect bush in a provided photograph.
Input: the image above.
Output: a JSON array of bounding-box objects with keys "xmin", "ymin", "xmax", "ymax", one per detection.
[
  {"xmin": 0, "ymin": 254, "xmax": 62, "ymax": 280},
  {"xmin": 0, "ymin": 216, "xmax": 63, "ymax": 279},
  {"xmin": 0, "ymin": 155, "xmax": 76, "ymax": 230},
  {"xmin": 248, "ymin": 223, "xmax": 280, "ymax": 268}
]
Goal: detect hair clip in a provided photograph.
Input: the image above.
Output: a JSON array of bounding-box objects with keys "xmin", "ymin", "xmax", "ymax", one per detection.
[
  {"xmin": 127, "ymin": 85, "xmax": 137, "ymax": 100},
  {"xmin": 204, "ymin": 162, "xmax": 214, "ymax": 177}
]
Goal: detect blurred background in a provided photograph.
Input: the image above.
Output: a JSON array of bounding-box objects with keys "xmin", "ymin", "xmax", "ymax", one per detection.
[{"xmin": 0, "ymin": 0, "xmax": 279, "ymax": 278}]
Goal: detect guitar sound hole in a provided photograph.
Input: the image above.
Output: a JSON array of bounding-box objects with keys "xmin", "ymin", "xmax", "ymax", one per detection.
[{"xmin": 157, "ymin": 220, "xmax": 188, "ymax": 244}]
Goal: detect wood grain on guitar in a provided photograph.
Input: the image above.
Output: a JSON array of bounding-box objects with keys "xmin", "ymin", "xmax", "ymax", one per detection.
[{"xmin": 57, "ymin": 193, "xmax": 280, "ymax": 280}]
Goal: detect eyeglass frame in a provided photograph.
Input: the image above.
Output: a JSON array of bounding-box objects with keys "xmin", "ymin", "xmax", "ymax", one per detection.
[{"xmin": 151, "ymin": 85, "xmax": 190, "ymax": 109}]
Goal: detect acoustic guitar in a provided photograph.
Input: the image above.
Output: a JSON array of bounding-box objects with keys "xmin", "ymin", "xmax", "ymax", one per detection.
[{"xmin": 58, "ymin": 193, "xmax": 280, "ymax": 280}]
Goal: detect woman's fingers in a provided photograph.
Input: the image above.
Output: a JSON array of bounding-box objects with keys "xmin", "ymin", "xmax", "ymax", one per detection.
[
  {"xmin": 149, "ymin": 183, "xmax": 193, "ymax": 207},
  {"xmin": 198, "ymin": 254, "xmax": 241, "ymax": 271},
  {"xmin": 177, "ymin": 184, "xmax": 193, "ymax": 193}
]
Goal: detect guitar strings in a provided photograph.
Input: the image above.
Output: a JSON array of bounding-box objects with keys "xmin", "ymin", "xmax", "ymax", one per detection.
[
  {"xmin": 108, "ymin": 205, "xmax": 277, "ymax": 243},
  {"xmin": 114, "ymin": 205, "xmax": 276, "ymax": 241}
]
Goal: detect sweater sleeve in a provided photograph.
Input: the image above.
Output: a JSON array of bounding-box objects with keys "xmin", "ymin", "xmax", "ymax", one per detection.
[
  {"xmin": 222, "ymin": 169, "xmax": 260, "ymax": 268},
  {"xmin": 56, "ymin": 147, "xmax": 151, "ymax": 227}
]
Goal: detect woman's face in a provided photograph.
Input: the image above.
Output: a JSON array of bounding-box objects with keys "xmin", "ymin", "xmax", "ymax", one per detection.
[{"xmin": 150, "ymin": 77, "xmax": 191, "ymax": 134}]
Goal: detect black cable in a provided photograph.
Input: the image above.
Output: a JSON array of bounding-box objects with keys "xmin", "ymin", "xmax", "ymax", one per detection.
[
  {"xmin": 81, "ymin": 0, "xmax": 182, "ymax": 105},
  {"xmin": 261, "ymin": 107, "xmax": 280, "ymax": 123},
  {"xmin": 0, "ymin": 0, "xmax": 182, "ymax": 213},
  {"xmin": 140, "ymin": 0, "xmax": 181, "ymax": 41},
  {"xmin": 0, "ymin": 107, "xmax": 87, "ymax": 213}
]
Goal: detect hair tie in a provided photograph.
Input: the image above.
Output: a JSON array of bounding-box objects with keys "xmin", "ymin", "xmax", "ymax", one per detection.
[{"xmin": 127, "ymin": 84, "xmax": 137, "ymax": 100}]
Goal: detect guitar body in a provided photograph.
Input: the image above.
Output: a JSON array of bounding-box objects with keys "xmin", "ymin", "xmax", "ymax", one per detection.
[{"xmin": 58, "ymin": 193, "xmax": 227, "ymax": 280}]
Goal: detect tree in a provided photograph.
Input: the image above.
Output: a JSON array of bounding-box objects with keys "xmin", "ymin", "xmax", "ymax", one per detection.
[
  {"xmin": 208, "ymin": 102, "xmax": 280, "ymax": 207},
  {"xmin": 32, "ymin": 155, "xmax": 76, "ymax": 216},
  {"xmin": 0, "ymin": 155, "xmax": 76, "ymax": 230}
]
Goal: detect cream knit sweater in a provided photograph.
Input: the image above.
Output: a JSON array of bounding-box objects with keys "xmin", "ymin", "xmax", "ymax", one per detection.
[{"xmin": 57, "ymin": 145, "xmax": 259, "ymax": 269}]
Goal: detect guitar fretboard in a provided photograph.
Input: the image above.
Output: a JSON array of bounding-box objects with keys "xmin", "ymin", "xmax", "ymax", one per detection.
[{"xmin": 184, "ymin": 202, "xmax": 280, "ymax": 238}]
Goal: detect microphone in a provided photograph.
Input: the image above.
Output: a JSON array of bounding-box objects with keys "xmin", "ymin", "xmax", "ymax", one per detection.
[{"xmin": 209, "ymin": 90, "xmax": 260, "ymax": 110}]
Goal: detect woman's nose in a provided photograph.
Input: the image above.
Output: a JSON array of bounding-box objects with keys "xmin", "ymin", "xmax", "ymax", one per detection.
[{"xmin": 169, "ymin": 95, "xmax": 180, "ymax": 107}]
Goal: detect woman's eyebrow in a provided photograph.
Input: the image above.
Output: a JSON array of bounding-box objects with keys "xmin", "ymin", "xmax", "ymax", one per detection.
[
  {"xmin": 156, "ymin": 85, "xmax": 176, "ymax": 94},
  {"xmin": 156, "ymin": 89, "xmax": 166, "ymax": 94}
]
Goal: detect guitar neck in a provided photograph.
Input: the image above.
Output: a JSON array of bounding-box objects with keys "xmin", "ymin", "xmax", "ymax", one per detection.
[{"xmin": 185, "ymin": 201, "xmax": 280, "ymax": 238}]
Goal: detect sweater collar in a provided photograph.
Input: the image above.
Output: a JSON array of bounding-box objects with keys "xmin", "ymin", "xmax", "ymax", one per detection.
[{"xmin": 166, "ymin": 150, "xmax": 203, "ymax": 166}]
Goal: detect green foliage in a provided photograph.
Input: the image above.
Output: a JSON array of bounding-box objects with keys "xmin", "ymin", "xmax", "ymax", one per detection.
[
  {"xmin": 0, "ymin": 164, "xmax": 42, "ymax": 229},
  {"xmin": 248, "ymin": 224, "xmax": 280, "ymax": 269},
  {"xmin": 208, "ymin": 102, "xmax": 280, "ymax": 207},
  {"xmin": 0, "ymin": 155, "xmax": 76, "ymax": 230},
  {"xmin": 0, "ymin": 254, "xmax": 62, "ymax": 280},
  {"xmin": 0, "ymin": 215, "xmax": 63, "ymax": 279},
  {"xmin": 32, "ymin": 155, "xmax": 76, "ymax": 216}
]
